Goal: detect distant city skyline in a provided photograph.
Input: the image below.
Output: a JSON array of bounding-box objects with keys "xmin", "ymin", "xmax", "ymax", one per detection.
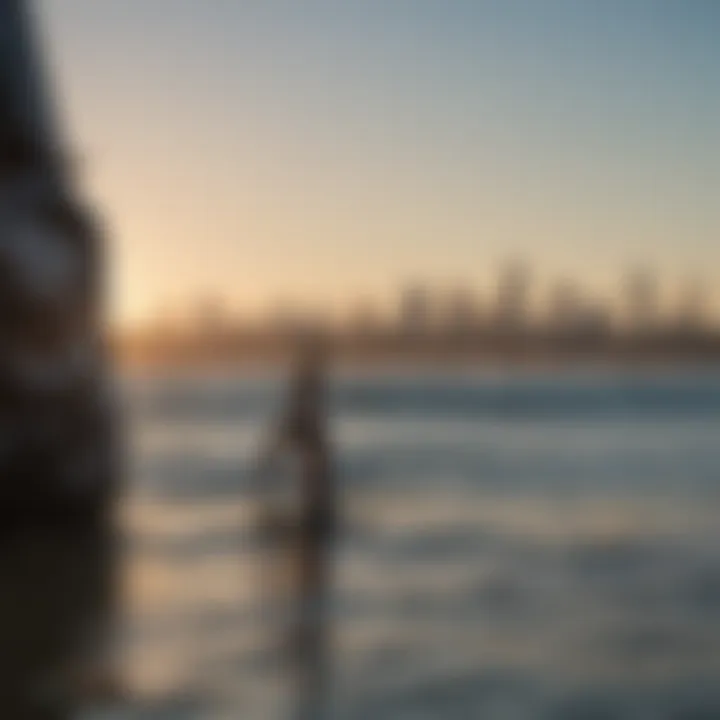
[
  {"xmin": 139, "ymin": 262, "xmax": 713, "ymax": 335},
  {"xmin": 120, "ymin": 262, "xmax": 720, "ymax": 368},
  {"xmin": 39, "ymin": 0, "xmax": 720, "ymax": 325}
]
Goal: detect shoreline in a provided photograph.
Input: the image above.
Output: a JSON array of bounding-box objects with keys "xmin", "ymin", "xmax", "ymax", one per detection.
[{"xmin": 116, "ymin": 352, "xmax": 720, "ymax": 377}]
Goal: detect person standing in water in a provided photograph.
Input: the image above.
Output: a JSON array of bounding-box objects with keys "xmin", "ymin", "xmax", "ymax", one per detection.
[{"xmin": 257, "ymin": 332, "xmax": 335, "ymax": 719}]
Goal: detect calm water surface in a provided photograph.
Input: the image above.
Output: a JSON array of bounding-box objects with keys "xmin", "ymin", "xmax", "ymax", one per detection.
[{"xmin": 96, "ymin": 368, "xmax": 720, "ymax": 719}]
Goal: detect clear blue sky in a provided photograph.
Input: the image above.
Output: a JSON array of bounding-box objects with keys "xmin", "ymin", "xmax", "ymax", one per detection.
[{"xmin": 38, "ymin": 0, "xmax": 720, "ymax": 323}]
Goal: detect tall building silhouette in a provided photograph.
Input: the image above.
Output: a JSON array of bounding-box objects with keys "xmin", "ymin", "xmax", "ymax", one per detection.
[
  {"xmin": 624, "ymin": 267, "xmax": 660, "ymax": 334},
  {"xmin": 399, "ymin": 283, "xmax": 433, "ymax": 336},
  {"xmin": 547, "ymin": 278, "xmax": 583, "ymax": 334},
  {"xmin": 347, "ymin": 299, "xmax": 383, "ymax": 338},
  {"xmin": 193, "ymin": 294, "xmax": 229, "ymax": 338},
  {"xmin": 493, "ymin": 261, "xmax": 531, "ymax": 333},
  {"xmin": 444, "ymin": 287, "xmax": 482, "ymax": 337},
  {"xmin": 674, "ymin": 278, "xmax": 708, "ymax": 333}
]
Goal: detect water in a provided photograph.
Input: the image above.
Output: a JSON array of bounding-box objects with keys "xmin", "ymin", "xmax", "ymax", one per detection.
[{"xmin": 107, "ymin": 368, "xmax": 720, "ymax": 719}]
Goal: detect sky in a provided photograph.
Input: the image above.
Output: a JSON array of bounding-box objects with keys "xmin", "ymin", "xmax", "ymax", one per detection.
[{"xmin": 37, "ymin": 0, "xmax": 720, "ymax": 326}]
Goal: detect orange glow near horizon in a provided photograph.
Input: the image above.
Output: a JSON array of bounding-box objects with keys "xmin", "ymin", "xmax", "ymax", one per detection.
[{"xmin": 39, "ymin": 1, "xmax": 720, "ymax": 329}]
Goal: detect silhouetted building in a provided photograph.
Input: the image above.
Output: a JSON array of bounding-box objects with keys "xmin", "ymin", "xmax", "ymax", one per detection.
[
  {"xmin": 547, "ymin": 279, "xmax": 583, "ymax": 335},
  {"xmin": 576, "ymin": 300, "xmax": 612, "ymax": 339},
  {"xmin": 268, "ymin": 303, "xmax": 305, "ymax": 337},
  {"xmin": 347, "ymin": 299, "xmax": 384, "ymax": 339},
  {"xmin": 443, "ymin": 287, "xmax": 482, "ymax": 338},
  {"xmin": 624, "ymin": 267, "xmax": 660, "ymax": 335},
  {"xmin": 399, "ymin": 283, "xmax": 433, "ymax": 336},
  {"xmin": 193, "ymin": 296, "xmax": 231, "ymax": 341},
  {"xmin": 674, "ymin": 278, "xmax": 708, "ymax": 334},
  {"xmin": 493, "ymin": 261, "xmax": 531, "ymax": 333}
]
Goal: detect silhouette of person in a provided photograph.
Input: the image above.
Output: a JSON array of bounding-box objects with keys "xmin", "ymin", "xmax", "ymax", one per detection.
[{"xmin": 256, "ymin": 332, "xmax": 335, "ymax": 719}]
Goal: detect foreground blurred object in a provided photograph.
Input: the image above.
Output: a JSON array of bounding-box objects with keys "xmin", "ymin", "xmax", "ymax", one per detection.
[
  {"xmin": 257, "ymin": 334, "xmax": 336, "ymax": 719},
  {"xmin": 0, "ymin": 1, "xmax": 118, "ymax": 717}
]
